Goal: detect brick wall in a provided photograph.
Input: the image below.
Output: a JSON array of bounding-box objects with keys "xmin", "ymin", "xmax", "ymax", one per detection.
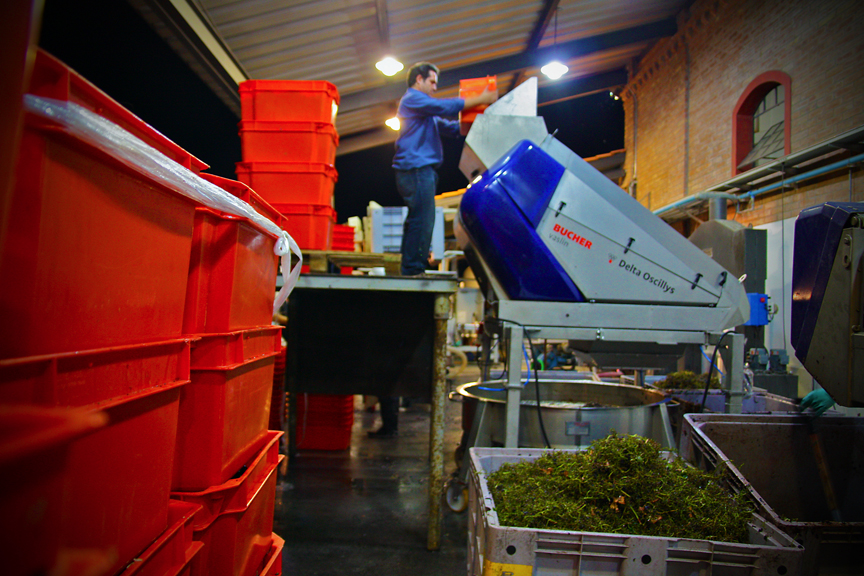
[{"xmin": 621, "ymin": 0, "xmax": 864, "ymax": 226}]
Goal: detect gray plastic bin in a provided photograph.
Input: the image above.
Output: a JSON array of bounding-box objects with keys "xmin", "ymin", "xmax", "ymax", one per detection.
[
  {"xmin": 469, "ymin": 447, "xmax": 803, "ymax": 575},
  {"xmin": 680, "ymin": 413, "xmax": 864, "ymax": 575}
]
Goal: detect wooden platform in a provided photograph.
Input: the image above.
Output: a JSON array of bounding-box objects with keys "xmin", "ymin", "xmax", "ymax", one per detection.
[{"xmin": 302, "ymin": 250, "xmax": 401, "ymax": 275}]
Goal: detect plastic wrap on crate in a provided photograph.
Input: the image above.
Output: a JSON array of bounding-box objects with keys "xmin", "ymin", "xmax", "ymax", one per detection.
[
  {"xmin": 29, "ymin": 50, "xmax": 208, "ymax": 174},
  {"xmin": 199, "ymin": 173, "xmax": 286, "ymax": 229},
  {"xmin": 174, "ymin": 328, "xmax": 281, "ymax": 491},
  {"xmin": 0, "ymin": 406, "xmax": 107, "ymax": 576},
  {"xmin": 680, "ymin": 413, "xmax": 864, "ymax": 574},
  {"xmin": 172, "ymin": 431, "xmax": 284, "ymax": 576},
  {"xmin": 116, "ymin": 500, "xmax": 203, "ymax": 576},
  {"xmin": 468, "ymin": 447, "xmax": 804, "ymax": 576},
  {"xmin": 22, "ymin": 95, "xmax": 301, "ymax": 314}
]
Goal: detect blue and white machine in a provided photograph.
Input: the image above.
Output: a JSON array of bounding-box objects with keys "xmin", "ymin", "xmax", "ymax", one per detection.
[
  {"xmin": 453, "ymin": 81, "xmax": 750, "ymax": 445},
  {"xmin": 457, "ymin": 139, "xmax": 748, "ymax": 323}
]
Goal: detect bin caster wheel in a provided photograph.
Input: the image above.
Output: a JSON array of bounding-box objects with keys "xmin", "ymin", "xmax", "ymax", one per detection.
[{"xmin": 445, "ymin": 478, "xmax": 468, "ymax": 513}]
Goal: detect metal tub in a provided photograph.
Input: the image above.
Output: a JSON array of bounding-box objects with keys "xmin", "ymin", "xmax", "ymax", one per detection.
[{"xmin": 457, "ymin": 378, "xmax": 673, "ymax": 448}]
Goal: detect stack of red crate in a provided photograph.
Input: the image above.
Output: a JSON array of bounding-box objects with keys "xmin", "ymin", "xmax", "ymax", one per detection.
[
  {"xmin": 294, "ymin": 394, "xmax": 355, "ymax": 451},
  {"xmin": 0, "ymin": 50, "xmax": 284, "ymax": 576},
  {"xmin": 175, "ymin": 170, "xmax": 288, "ymax": 576},
  {"xmin": 237, "ymin": 80, "xmax": 340, "ymax": 251},
  {"xmin": 0, "ymin": 49, "xmax": 207, "ymax": 576}
]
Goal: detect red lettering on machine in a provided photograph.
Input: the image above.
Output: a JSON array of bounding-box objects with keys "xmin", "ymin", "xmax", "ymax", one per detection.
[{"xmin": 552, "ymin": 223, "xmax": 593, "ymax": 249}]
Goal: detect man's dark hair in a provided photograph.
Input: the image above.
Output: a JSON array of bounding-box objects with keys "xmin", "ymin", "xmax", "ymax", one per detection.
[{"xmin": 407, "ymin": 62, "xmax": 439, "ymax": 88}]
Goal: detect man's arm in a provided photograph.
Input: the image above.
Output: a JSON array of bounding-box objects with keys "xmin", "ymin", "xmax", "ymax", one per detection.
[{"xmin": 462, "ymin": 86, "xmax": 498, "ymax": 110}]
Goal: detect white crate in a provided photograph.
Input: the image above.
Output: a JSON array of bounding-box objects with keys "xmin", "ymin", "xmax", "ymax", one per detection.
[
  {"xmin": 368, "ymin": 206, "xmax": 445, "ymax": 260},
  {"xmin": 468, "ymin": 447, "xmax": 804, "ymax": 576}
]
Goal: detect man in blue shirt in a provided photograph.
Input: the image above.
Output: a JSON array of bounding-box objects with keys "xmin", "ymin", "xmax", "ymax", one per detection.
[
  {"xmin": 392, "ymin": 62, "xmax": 497, "ymax": 277},
  {"xmin": 369, "ymin": 64, "xmax": 497, "ymax": 439}
]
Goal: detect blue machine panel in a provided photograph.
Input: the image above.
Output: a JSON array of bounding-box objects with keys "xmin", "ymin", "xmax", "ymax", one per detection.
[
  {"xmin": 744, "ymin": 293, "xmax": 769, "ymax": 326},
  {"xmin": 791, "ymin": 201, "xmax": 864, "ymax": 362},
  {"xmin": 459, "ymin": 141, "xmax": 585, "ymax": 302}
]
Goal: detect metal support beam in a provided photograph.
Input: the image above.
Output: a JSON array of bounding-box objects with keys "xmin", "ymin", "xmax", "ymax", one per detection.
[
  {"xmin": 375, "ymin": 0, "xmax": 390, "ymax": 47},
  {"xmin": 714, "ymin": 332, "xmax": 745, "ymax": 413},
  {"xmin": 427, "ymin": 293, "xmax": 450, "ymax": 551},
  {"xmin": 508, "ymin": 0, "xmax": 560, "ymax": 93},
  {"xmin": 127, "ymin": 0, "xmax": 247, "ymax": 117},
  {"xmin": 504, "ymin": 324, "xmax": 525, "ymax": 448}
]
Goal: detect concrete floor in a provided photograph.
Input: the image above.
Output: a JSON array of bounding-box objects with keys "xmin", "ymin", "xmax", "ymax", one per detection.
[{"xmin": 275, "ymin": 372, "xmax": 475, "ymax": 575}]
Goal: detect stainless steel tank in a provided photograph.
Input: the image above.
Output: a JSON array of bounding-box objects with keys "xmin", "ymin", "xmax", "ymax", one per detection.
[{"xmin": 457, "ymin": 378, "xmax": 672, "ymax": 449}]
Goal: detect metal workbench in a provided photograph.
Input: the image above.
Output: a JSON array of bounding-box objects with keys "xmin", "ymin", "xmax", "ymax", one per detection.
[{"xmin": 284, "ymin": 273, "xmax": 458, "ymax": 550}]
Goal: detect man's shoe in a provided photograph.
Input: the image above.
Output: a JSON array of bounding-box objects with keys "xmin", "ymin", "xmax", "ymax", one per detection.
[{"xmin": 367, "ymin": 428, "xmax": 397, "ymax": 438}]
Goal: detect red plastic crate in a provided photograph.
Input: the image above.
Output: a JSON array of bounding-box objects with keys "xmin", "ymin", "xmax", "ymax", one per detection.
[
  {"xmin": 30, "ymin": 50, "xmax": 208, "ymax": 173},
  {"xmin": 172, "ymin": 431, "xmax": 284, "ymax": 576},
  {"xmin": 240, "ymin": 79, "xmax": 339, "ymax": 123},
  {"xmin": 1, "ymin": 106, "xmax": 199, "ymax": 359},
  {"xmin": 198, "ymin": 173, "xmax": 287, "ymax": 231},
  {"xmin": 116, "ymin": 500, "xmax": 203, "ymax": 576},
  {"xmin": 294, "ymin": 422, "xmax": 353, "ymax": 451},
  {"xmin": 271, "ymin": 202, "xmax": 335, "ymax": 250},
  {"xmin": 0, "ymin": 406, "xmax": 106, "ymax": 576},
  {"xmin": 459, "ymin": 76, "xmax": 497, "ymax": 134},
  {"xmin": 189, "ymin": 325, "xmax": 282, "ymax": 368},
  {"xmin": 332, "ymin": 224, "xmax": 355, "ymax": 251},
  {"xmin": 235, "ymin": 161, "xmax": 337, "ymax": 206},
  {"xmin": 184, "ymin": 207, "xmax": 281, "ymax": 333},
  {"xmin": 269, "ymin": 345, "xmax": 287, "ymax": 432},
  {"xmin": 258, "ymin": 534, "xmax": 284, "ymax": 576},
  {"xmin": 66, "ymin": 382, "xmax": 186, "ymax": 574},
  {"xmin": 174, "ymin": 327, "xmax": 282, "ymax": 491},
  {"xmin": 0, "ymin": 338, "xmax": 192, "ymax": 407},
  {"xmin": 239, "ymin": 120, "xmax": 338, "ymax": 163},
  {"xmin": 0, "ymin": 339, "xmax": 192, "ymax": 575},
  {"xmin": 295, "ymin": 394, "xmax": 354, "ymax": 450},
  {"xmin": 296, "ymin": 393, "xmax": 354, "ymax": 414}
]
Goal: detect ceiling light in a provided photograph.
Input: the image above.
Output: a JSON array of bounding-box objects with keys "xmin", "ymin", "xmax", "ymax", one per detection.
[
  {"xmin": 541, "ymin": 8, "xmax": 568, "ymax": 81},
  {"xmin": 385, "ymin": 116, "xmax": 400, "ymax": 130},
  {"xmin": 376, "ymin": 57, "xmax": 403, "ymax": 76},
  {"xmin": 541, "ymin": 61, "xmax": 569, "ymax": 80}
]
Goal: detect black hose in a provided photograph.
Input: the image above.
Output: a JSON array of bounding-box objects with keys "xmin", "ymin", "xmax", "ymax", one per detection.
[{"xmin": 699, "ymin": 331, "xmax": 733, "ymax": 413}]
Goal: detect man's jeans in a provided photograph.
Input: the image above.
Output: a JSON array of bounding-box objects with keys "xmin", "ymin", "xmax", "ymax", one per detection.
[{"xmin": 395, "ymin": 166, "xmax": 437, "ymax": 275}]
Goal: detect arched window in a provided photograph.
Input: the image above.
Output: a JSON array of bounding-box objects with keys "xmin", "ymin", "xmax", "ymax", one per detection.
[{"xmin": 732, "ymin": 71, "xmax": 792, "ymax": 175}]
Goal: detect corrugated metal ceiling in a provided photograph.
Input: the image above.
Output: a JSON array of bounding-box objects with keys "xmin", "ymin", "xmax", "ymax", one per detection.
[{"xmin": 147, "ymin": 0, "xmax": 688, "ymax": 153}]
